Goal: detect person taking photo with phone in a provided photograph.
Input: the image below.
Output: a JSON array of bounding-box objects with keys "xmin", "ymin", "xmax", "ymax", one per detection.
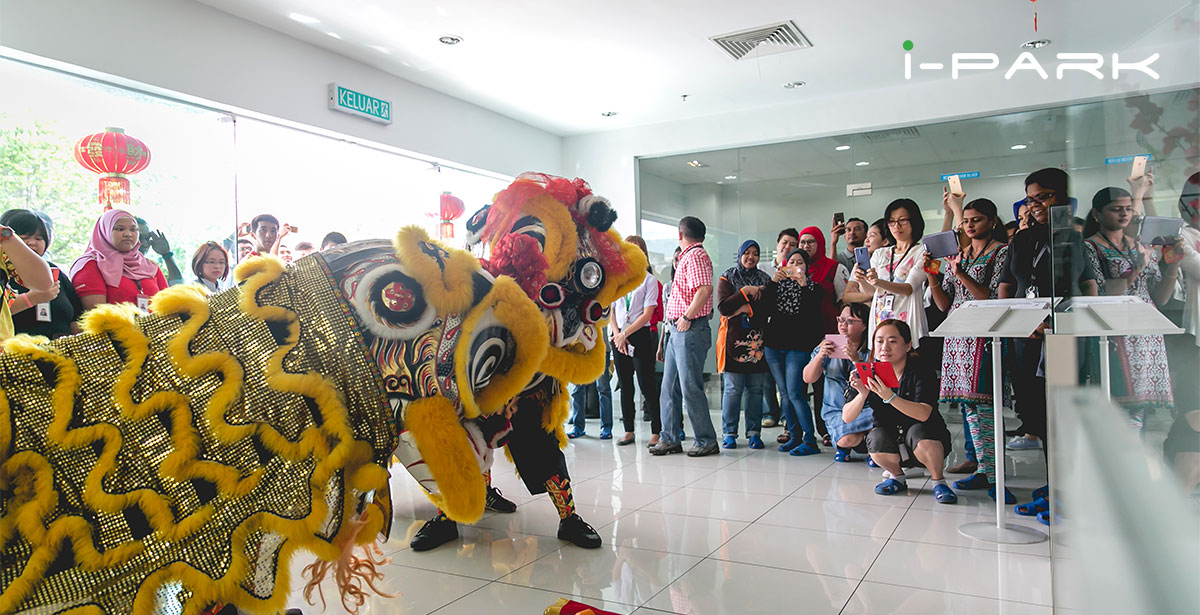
[
  {"xmin": 854, "ymin": 199, "xmax": 930, "ymax": 347},
  {"xmin": 763, "ymin": 248, "xmax": 825, "ymax": 456},
  {"xmin": 0, "ymin": 209, "xmax": 62, "ymax": 343},
  {"xmin": 926, "ymin": 198, "xmax": 1012, "ymax": 503},
  {"xmin": 843, "ymin": 319, "xmax": 957, "ymax": 504},
  {"xmin": 803, "ymin": 302, "xmax": 873, "ymax": 462}
]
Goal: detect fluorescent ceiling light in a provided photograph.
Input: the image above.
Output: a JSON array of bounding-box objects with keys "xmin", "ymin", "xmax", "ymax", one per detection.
[
  {"xmin": 835, "ymin": 145, "xmax": 851, "ymax": 151},
  {"xmin": 725, "ymin": 175, "xmax": 738, "ymax": 180},
  {"xmin": 288, "ymin": 13, "xmax": 319, "ymax": 24},
  {"xmin": 855, "ymin": 161, "xmax": 870, "ymax": 167},
  {"xmin": 1010, "ymin": 144, "xmax": 1028, "ymax": 150},
  {"xmin": 367, "ymin": 45, "xmax": 390, "ymax": 54},
  {"xmin": 687, "ymin": 160, "xmax": 708, "ymax": 168},
  {"xmin": 326, "ymin": 32, "xmax": 341, "ymax": 39}
]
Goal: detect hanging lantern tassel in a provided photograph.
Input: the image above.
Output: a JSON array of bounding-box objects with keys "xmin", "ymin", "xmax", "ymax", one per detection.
[{"xmin": 1031, "ymin": 0, "xmax": 1038, "ymax": 32}]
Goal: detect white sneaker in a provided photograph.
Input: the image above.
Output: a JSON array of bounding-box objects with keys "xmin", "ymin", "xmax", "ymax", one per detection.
[{"xmin": 1006, "ymin": 435, "xmax": 1041, "ymax": 450}]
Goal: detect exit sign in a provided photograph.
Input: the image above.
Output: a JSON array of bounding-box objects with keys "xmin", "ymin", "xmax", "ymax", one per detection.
[{"xmin": 328, "ymin": 83, "xmax": 392, "ymax": 124}]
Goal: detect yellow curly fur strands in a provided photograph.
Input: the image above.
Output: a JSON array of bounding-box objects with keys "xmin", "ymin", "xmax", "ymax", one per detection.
[
  {"xmin": 403, "ymin": 396, "xmax": 488, "ymax": 523},
  {"xmin": 393, "ymin": 226, "xmax": 483, "ymax": 314},
  {"xmin": 454, "ymin": 277, "xmax": 549, "ymax": 419},
  {"xmin": 1, "ymin": 256, "xmax": 391, "ymax": 615},
  {"xmin": 596, "ymin": 230, "xmax": 649, "ymax": 307}
]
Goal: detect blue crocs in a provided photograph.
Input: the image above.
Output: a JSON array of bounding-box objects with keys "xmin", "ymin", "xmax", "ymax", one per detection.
[
  {"xmin": 747, "ymin": 435, "xmax": 765, "ymax": 449},
  {"xmin": 1032, "ymin": 484, "xmax": 1049, "ymax": 501},
  {"xmin": 867, "ymin": 457, "xmax": 879, "ymax": 468},
  {"xmin": 875, "ymin": 478, "xmax": 908, "ymax": 495},
  {"xmin": 599, "ymin": 428, "xmax": 612, "ymax": 440},
  {"xmin": 833, "ymin": 447, "xmax": 853, "ymax": 462},
  {"xmin": 989, "ymin": 485, "xmax": 1017, "ymax": 504},
  {"xmin": 933, "ymin": 484, "xmax": 958, "ymax": 504},
  {"xmin": 954, "ymin": 473, "xmax": 989, "ymax": 490},
  {"xmin": 778, "ymin": 440, "xmax": 800, "ymax": 453},
  {"xmin": 1015, "ymin": 497, "xmax": 1049, "ymax": 516},
  {"xmin": 722, "ymin": 435, "xmax": 737, "ymax": 449},
  {"xmin": 566, "ymin": 428, "xmax": 586, "ymax": 439},
  {"xmin": 789, "ymin": 443, "xmax": 821, "ymax": 456}
]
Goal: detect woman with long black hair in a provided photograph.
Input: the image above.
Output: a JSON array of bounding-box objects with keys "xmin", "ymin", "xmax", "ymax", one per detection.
[{"xmin": 610, "ymin": 235, "xmax": 662, "ymax": 446}]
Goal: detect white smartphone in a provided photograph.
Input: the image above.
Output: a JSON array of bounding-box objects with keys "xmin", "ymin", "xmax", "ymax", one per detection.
[
  {"xmin": 947, "ymin": 174, "xmax": 964, "ymax": 197},
  {"xmin": 1130, "ymin": 155, "xmax": 1148, "ymax": 180}
]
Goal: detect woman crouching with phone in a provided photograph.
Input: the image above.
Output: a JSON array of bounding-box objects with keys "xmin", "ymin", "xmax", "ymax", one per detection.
[
  {"xmin": 842, "ymin": 319, "xmax": 957, "ymax": 504},
  {"xmin": 803, "ymin": 302, "xmax": 873, "ymax": 463}
]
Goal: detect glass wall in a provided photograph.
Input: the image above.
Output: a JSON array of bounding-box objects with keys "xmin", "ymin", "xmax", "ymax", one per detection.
[{"xmin": 0, "ymin": 56, "xmax": 511, "ymax": 280}]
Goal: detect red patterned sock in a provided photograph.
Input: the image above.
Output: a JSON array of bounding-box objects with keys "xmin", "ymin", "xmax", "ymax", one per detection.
[{"xmin": 544, "ymin": 474, "xmax": 576, "ymax": 519}]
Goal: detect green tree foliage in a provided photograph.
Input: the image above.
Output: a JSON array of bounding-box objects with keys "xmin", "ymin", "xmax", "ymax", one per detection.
[{"xmin": 0, "ymin": 119, "xmax": 96, "ymax": 263}]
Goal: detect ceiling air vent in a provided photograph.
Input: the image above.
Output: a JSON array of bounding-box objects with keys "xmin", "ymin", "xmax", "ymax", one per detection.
[
  {"xmin": 710, "ymin": 21, "xmax": 812, "ymax": 61},
  {"xmin": 861, "ymin": 126, "xmax": 921, "ymax": 143}
]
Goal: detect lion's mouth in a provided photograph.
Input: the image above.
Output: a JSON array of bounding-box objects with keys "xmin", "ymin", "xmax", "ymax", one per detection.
[{"xmin": 546, "ymin": 309, "xmax": 599, "ymax": 352}]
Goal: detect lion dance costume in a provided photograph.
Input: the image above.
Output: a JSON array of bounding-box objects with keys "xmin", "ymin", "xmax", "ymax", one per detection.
[{"xmin": 0, "ymin": 173, "xmax": 644, "ymax": 614}]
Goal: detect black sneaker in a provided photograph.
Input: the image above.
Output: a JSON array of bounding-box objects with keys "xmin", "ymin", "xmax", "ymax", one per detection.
[
  {"xmin": 649, "ymin": 441, "xmax": 684, "ymax": 456},
  {"xmin": 557, "ymin": 513, "xmax": 602, "ymax": 548},
  {"xmin": 686, "ymin": 443, "xmax": 720, "ymax": 457},
  {"xmin": 410, "ymin": 516, "xmax": 458, "ymax": 551},
  {"xmin": 485, "ymin": 486, "xmax": 517, "ymax": 513}
]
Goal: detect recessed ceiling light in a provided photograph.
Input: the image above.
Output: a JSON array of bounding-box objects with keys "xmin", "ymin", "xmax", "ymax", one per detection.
[
  {"xmin": 725, "ymin": 175, "xmax": 738, "ymax": 180},
  {"xmin": 1021, "ymin": 39, "xmax": 1051, "ymax": 49},
  {"xmin": 835, "ymin": 145, "xmax": 851, "ymax": 151},
  {"xmin": 783, "ymin": 81, "xmax": 806, "ymax": 89},
  {"xmin": 326, "ymin": 32, "xmax": 341, "ymax": 39},
  {"xmin": 1011, "ymin": 144, "xmax": 1028, "ymax": 150},
  {"xmin": 716, "ymin": 181, "xmax": 724, "ymax": 184},
  {"xmin": 288, "ymin": 13, "xmax": 319, "ymax": 24},
  {"xmin": 687, "ymin": 160, "xmax": 709, "ymax": 168},
  {"xmin": 439, "ymin": 35, "xmax": 463, "ymax": 45},
  {"xmin": 855, "ymin": 161, "xmax": 870, "ymax": 167},
  {"xmin": 600, "ymin": 111, "xmax": 619, "ymax": 117},
  {"xmin": 368, "ymin": 44, "xmax": 390, "ymax": 54}
]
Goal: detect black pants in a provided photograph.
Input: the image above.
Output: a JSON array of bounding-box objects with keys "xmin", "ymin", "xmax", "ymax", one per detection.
[
  {"xmin": 506, "ymin": 376, "xmax": 570, "ymax": 495},
  {"xmin": 763, "ymin": 368, "xmax": 782, "ymax": 421},
  {"xmin": 1012, "ymin": 337, "xmax": 1047, "ymax": 443},
  {"xmin": 614, "ymin": 327, "xmax": 662, "ymax": 434},
  {"xmin": 806, "ymin": 378, "xmax": 828, "ymax": 438}
]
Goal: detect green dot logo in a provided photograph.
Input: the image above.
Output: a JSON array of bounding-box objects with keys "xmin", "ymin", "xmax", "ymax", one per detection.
[{"xmin": 903, "ymin": 40, "xmax": 914, "ymax": 51}]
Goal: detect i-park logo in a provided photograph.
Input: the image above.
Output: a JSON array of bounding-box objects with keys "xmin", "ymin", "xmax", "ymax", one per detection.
[{"xmin": 902, "ymin": 40, "xmax": 1160, "ymax": 80}]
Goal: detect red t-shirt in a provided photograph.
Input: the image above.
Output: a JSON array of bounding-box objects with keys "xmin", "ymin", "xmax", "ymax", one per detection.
[{"xmin": 72, "ymin": 260, "xmax": 168, "ymax": 307}]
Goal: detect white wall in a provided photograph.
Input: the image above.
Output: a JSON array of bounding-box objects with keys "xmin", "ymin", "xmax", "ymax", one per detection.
[
  {"xmin": 566, "ymin": 35, "xmax": 1199, "ymax": 234},
  {"xmin": 0, "ymin": 0, "xmax": 562, "ymax": 178}
]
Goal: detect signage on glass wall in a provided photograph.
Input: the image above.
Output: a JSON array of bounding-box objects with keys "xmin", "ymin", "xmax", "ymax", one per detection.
[
  {"xmin": 940, "ymin": 171, "xmax": 980, "ymax": 181},
  {"xmin": 1104, "ymin": 154, "xmax": 1152, "ymax": 165},
  {"xmin": 328, "ymin": 83, "xmax": 392, "ymax": 124}
]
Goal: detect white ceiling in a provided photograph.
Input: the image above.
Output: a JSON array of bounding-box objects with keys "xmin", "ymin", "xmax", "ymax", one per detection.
[{"xmin": 193, "ymin": 0, "xmax": 1189, "ymax": 136}]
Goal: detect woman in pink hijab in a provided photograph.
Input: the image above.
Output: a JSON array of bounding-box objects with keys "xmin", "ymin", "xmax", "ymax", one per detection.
[{"xmin": 70, "ymin": 209, "xmax": 168, "ymax": 311}]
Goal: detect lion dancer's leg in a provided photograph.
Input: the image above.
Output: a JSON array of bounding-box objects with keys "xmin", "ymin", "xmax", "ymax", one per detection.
[
  {"xmin": 505, "ymin": 378, "xmax": 602, "ymax": 548},
  {"xmin": 410, "ymin": 470, "xmax": 517, "ymax": 551}
]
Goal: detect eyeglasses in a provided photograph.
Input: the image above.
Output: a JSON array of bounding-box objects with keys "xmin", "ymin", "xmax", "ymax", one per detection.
[
  {"xmin": 798, "ymin": 239, "xmax": 818, "ymax": 246},
  {"xmin": 836, "ymin": 317, "xmax": 863, "ymax": 325},
  {"xmin": 1024, "ymin": 192, "xmax": 1055, "ymax": 206},
  {"xmin": 887, "ymin": 218, "xmax": 911, "ymax": 227}
]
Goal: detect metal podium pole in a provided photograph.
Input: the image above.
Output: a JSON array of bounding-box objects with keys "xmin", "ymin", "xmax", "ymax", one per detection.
[{"xmin": 958, "ymin": 336, "xmax": 1047, "ymax": 544}]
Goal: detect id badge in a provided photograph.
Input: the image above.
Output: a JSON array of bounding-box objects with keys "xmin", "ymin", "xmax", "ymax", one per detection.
[
  {"xmin": 35, "ymin": 302, "xmax": 52, "ymax": 322},
  {"xmin": 881, "ymin": 293, "xmax": 896, "ymax": 313},
  {"xmin": 1026, "ymin": 286, "xmax": 1038, "ymax": 299},
  {"xmin": 136, "ymin": 294, "xmax": 150, "ymax": 311}
]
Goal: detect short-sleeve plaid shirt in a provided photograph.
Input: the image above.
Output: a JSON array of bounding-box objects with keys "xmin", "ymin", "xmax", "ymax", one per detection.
[{"xmin": 666, "ymin": 243, "xmax": 713, "ymax": 320}]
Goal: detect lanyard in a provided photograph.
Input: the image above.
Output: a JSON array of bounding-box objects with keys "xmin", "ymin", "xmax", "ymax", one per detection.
[{"xmin": 888, "ymin": 244, "xmax": 915, "ymax": 281}]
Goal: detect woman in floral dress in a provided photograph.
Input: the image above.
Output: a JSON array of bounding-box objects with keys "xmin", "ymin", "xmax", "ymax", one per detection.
[
  {"xmin": 1083, "ymin": 187, "xmax": 1182, "ymax": 430},
  {"xmin": 927, "ymin": 198, "xmax": 1012, "ymax": 503}
]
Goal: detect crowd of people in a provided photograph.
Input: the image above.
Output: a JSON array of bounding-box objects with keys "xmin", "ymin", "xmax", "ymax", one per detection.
[
  {"xmin": 566, "ymin": 166, "xmax": 1200, "ymax": 519},
  {"xmin": 0, "ymin": 207, "xmax": 346, "ymax": 341},
  {"xmin": 3, "ymin": 167, "xmax": 1199, "ymax": 517}
]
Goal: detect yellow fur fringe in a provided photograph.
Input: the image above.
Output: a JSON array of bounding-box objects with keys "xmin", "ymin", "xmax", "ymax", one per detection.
[
  {"xmin": 394, "ymin": 226, "xmax": 483, "ymax": 314},
  {"xmin": 454, "ymin": 277, "xmax": 549, "ymax": 419},
  {"xmin": 0, "ymin": 256, "xmax": 392, "ymax": 615},
  {"xmin": 402, "ymin": 397, "xmax": 487, "ymax": 523}
]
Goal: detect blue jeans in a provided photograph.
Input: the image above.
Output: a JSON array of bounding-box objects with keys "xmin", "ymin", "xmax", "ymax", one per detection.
[
  {"xmin": 568, "ymin": 338, "xmax": 613, "ymax": 432},
  {"xmin": 765, "ymin": 347, "xmax": 817, "ymax": 446},
  {"xmin": 960, "ymin": 405, "xmax": 977, "ymax": 462},
  {"xmin": 659, "ymin": 318, "xmax": 717, "ymax": 448},
  {"xmin": 722, "ymin": 372, "xmax": 765, "ymax": 438}
]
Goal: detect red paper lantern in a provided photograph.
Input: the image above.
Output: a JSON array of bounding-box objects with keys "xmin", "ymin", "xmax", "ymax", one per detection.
[
  {"xmin": 74, "ymin": 127, "xmax": 151, "ymax": 210},
  {"xmin": 438, "ymin": 192, "xmax": 465, "ymax": 239}
]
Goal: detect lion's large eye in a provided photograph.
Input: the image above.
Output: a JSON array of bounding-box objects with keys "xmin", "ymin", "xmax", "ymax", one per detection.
[
  {"xmin": 569, "ymin": 258, "xmax": 605, "ymax": 294},
  {"xmin": 467, "ymin": 323, "xmax": 517, "ymax": 392},
  {"xmin": 351, "ymin": 264, "xmax": 437, "ymax": 339}
]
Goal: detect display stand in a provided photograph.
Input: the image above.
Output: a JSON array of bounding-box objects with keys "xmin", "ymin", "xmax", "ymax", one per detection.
[
  {"xmin": 932, "ymin": 298, "xmax": 1051, "ymax": 544},
  {"xmin": 1054, "ymin": 296, "xmax": 1182, "ymax": 400}
]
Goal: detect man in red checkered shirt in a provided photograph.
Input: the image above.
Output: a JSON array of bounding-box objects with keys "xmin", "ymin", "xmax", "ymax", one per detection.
[{"xmin": 650, "ymin": 216, "xmax": 719, "ymax": 457}]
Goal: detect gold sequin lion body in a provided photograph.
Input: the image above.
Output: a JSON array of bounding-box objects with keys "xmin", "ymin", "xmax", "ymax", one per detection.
[{"xmin": 0, "ymin": 226, "xmax": 548, "ymax": 615}]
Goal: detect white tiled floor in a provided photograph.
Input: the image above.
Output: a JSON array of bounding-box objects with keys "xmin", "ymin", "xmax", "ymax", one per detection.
[{"xmin": 285, "ymin": 400, "xmax": 1053, "ymax": 614}]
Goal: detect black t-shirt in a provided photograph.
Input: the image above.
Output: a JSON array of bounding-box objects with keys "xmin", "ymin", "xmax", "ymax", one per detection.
[
  {"xmin": 999, "ymin": 221, "xmax": 1097, "ymax": 298},
  {"xmin": 856, "ymin": 357, "xmax": 945, "ymax": 431},
  {"xmin": 6, "ymin": 265, "xmax": 82, "ymax": 339}
]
